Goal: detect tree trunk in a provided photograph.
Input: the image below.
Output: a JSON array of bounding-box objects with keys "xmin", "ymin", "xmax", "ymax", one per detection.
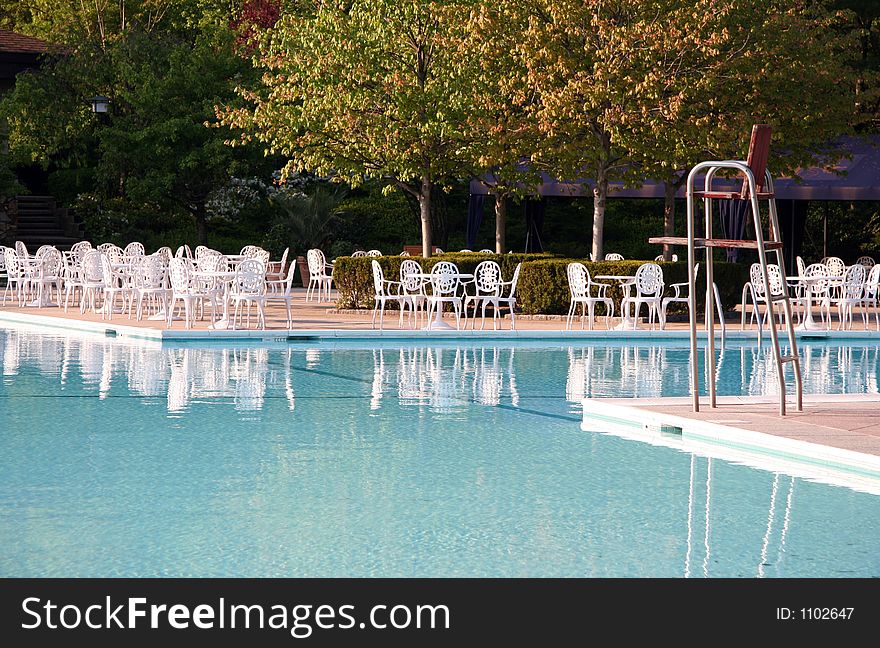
[
  {"xmin": 494, "ymin": 193, "xmax": 506, "ymax": 254},
  {"xmin": 194, "ymin": 208, "xmax": 208, "ymax": 246},
  {"xmin": 418, "ymin": 176, "xmax": 433, "ymax": 258},
  {"xmin": 592, "ymin": 167, "xmax": 607, "ymax": 261},
  {"xmin": 663, "ymin": 181, "xmax": 676, "ymax": 260}
]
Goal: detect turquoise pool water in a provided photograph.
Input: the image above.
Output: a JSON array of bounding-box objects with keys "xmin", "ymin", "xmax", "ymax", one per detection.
[{"xmin": 1, "ymin": 328, "xmax": 879, "ymax": 577}]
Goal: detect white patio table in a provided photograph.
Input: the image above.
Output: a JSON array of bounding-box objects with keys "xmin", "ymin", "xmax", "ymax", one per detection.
[
  {"xmin": 405, "ymin": 272, "xmax": 474, "ymax": 331},
  {"xmin": 595, "ymin": 274, "xmax": 639, "ymax": 330}
]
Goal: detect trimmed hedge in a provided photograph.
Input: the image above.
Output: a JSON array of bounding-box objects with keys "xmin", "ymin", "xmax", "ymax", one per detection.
[
  {"xmin": 517, "ymin": 259, "xmax": 750, "ymax": 315},
  {"xmin": 333, "ymin": 252, "xmax": 553, "ymax": 309},
  {"xmin": 333, "ymin": 253, "xmax": 750, "ymax": 315}
]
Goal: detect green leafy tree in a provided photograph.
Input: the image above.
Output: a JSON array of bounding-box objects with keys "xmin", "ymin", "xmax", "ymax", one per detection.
[
  {"xmin": 0, "ymin": 23, "xmax": 269, "ymax": 244},
  {"xmin": 220, "ymin": 0, "xmax": 480, "ymax": 257}
]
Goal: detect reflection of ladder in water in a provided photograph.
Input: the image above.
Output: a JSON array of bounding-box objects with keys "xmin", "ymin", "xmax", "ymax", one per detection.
[{"xmin": 685, "ymin": 125, "xmax": 803, "ymax": 415}]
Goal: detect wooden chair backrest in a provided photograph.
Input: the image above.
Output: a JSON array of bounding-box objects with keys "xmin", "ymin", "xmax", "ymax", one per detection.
[{"xmin": 741, "ymin": 124, "xmax": 772, "ymax": 199}]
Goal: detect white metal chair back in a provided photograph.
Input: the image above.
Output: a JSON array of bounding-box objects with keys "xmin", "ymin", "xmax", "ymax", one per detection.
[
  {"xmin": 175, "ymin": 245, "xmax": 192, "ymax": 259},
  {"xmin": 124, "ymin": 242, "xmax": 145, "ymax": 258},
  {"xmin": 155, "ymin": 246, "xmax": 173, "ymax": 263},
  {"xmin": 479, "ymin": 249, "xmax": 493, "ymax": 254},
  {"xmin": 866, "ymin": 264, "xmax": 880, "ymax": 299},
  {"xmin": 750, "ymin": 262, "xmax": 784, "ymax": 296},
  {"xmin": 634, "ymin": 263, "xmax": 663, "ymax": 296},
  {"xmin": 198, "ymin": 251, "xmax": 228, "ymax": 273},
  {"xmin": 459, "ymin": 249, "xmax": 473, "ymax": 253},
  {"xmin": 71, "ymin": 241, "xmax": 92, "ymax": 260},
  {"xmin": 307, "ymin": 249, "xmax": 328, "ymax": 276},
  {"xmin": 400, "ymin": 259, "xmax": 424, "ymax": 294},
  {"xmin": 232, "ymin": 258, "xmax": 266, "ymax": 296},
  {"xmin": 240, "ymin": 245, "xmax": 265, "ymax": 259},
  {"xmin": 15, "ymin": 241, "xmax": 28, "ymax": 259},
  {"xmin": 803, "ymin": 263, "xmax": 830, "ymax": 295},
  {"xmin": 81, "ymin": 250, "xmax": 104, "ymax": 282},
  {"xmin": 842, "ymin": 263, "xmax": 866, "ymax": 299},
  {"xmin": 856, "ymin": 255, "xmax": 875, "ymax": 268},
  {"xmin": 824, "ymin": 256, "xmax": 846, "ymax": 278},
  {"xmin": 796, "ymin": 255, "xmax": 807, "ymax": 277},
  {"xmin": 4, "ymin": 248, "xmax": 21, "ymax": 278},
  {"xmin": 429, "ymin": 261, "xmax": 460, "ymax": 296},
  {"xmin": 367, "ymin": 250, "xmax": 382, "ymax": 258},
  {"xmin": 472, "ymin": 260, "xmax": 502, "ymax": 296},
  {"xmin": 605, "ymin": 253, "xmax": 624, "ymax": 261},
  {"xmin": 351, "ymin": 250, "xmax": 366, "ymax": 257},
  {"xmin": 168, "ymin": 258, "xmax": 192, "ymax": 292},
  {"xmin": 399, "ymin": 250, "xmax": 410, "ymax": 256},
  {"xmin": 138, "ymin": 254, "xmax": 167, "ymax": 290},
  {"xmin": 371, "ymin": 260, "xmax": 387, "ymax": 297},
  {"xmin": 567, "ymin": 263, "xmax": 590, "ymax": 299},
  {"xmin": 35, "ymin": 246, "xmax": 62, "ymax": 275}
]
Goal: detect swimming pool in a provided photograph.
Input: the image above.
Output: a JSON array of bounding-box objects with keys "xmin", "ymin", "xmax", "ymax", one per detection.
[{"xmin": 1, "ymin": 327, "xmax": 879, "ymax": 577}]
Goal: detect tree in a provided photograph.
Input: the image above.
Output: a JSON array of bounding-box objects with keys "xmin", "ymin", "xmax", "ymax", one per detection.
[
  {"xmin": 0, "ymin": 22, "xmax": 269, "ymax": 244},
  {"xmin": 459, "ymin": 1, "xmax": 542, "ymax": 253},
  {"xmin": 220, "ymin": 0, "xmax": 479, "ymax": 257}
]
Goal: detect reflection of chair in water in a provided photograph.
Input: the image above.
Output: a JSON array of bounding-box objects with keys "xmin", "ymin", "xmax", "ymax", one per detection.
[
  {"xmin": 283, "ymin": 349, "xmax": 296, "ymax": 411},
  {"xmin": 167, "ymin": 349, "xmax": 192, "ymax": 413},
  {"xmin": 472, "ymin": 347, "xmax": 503, "ymax": 406},
  {"xmin": 371, "ymin": 349, "xmax": 386, "ymax": 410}
]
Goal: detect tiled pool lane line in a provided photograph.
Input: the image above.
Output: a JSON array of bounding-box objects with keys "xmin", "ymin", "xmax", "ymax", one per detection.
[{"xmin": 583, "ymin": 394, "xmax": 880, "ymax": 494}]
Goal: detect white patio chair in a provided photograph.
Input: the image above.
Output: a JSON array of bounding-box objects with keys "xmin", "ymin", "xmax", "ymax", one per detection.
[
  {"xmin": 824, "ymin": 256, "xmax": 846, "ymax": 298},
  {"xmin": 70, "ymin": 240, "xmax": 92, "ymax": 260},
  {"xmin": 741, "ymin": 262, "xmax": 787, "ymax": 332},
  {"xmin": 266, "ymin": 247, "xmax": 289, "ymax": 282},
  {"xmin": 793, "ymin": 263, "xmax": 832, "ymax": 330},
  {"xmin": 479, "ymin": 249, "xmax": 494, "ymax": 254},
  {"xmin": 370, "ymin": 259, "xmax": 410, "ymax": 329},
  {"xmin": 566, "ymin": 262, "xmax": 614, "ymax": 330},
  {"xmin": 463, "ymin": 260, "xmax": 502, "ymax": 330},
  {"xmin": 399, "ymin": 259, "xmax": 427, "ymax": 327},
  {"xmin": 621, "ymin": 262, "xmax": 664, "ymax": 329},
  {"xmin": 305, "ymin": 248, "xmax": 333, "ymax": 302},
  {"xmin": 27, "ymin": 246, "xmax": 63, "ymax": 307},
  {"xmin": 835, "ymin": 263, "xmax": 867, "ymax": 330},
  {"xmin": 132, "ymin": 254, "xmax": 169, "ymax": 321},
  {"xmin": 167, "ymin": 258, "xmax": 217, "ymax": 329},
  {"xmin": 654, "ymin": 254, "xmax": 678, "ymax": 262},
  {"xmin": 100, "ymin": 254, "xmax": 132, "ymax": 320},
  {"xmin": 351, "ymin": 250, "xmax": 367, "ymax": 257},
  {"xmin": 861, "ymin": 264, "xmax": 880, "ymax": 331},
  {"xmin": 398, "ymin": 250, "xmax": 410, "ymax": 256},
  {"xmin": 0, "ymin": 247, "xmax": 6, "ymax": 303},
  {"xmin": 79, "ymin": 250, "xmax": 105, "ymax": 314},
  {"xmin": 265, "ymin": 261, "xmax": 297, "ymax": 328},
  {"xmin": 459, "ymin": 249, "xmax": 473, "ymax": 253},
  {"xmin": 484, "ymin": 262, "xmax": 522, "ymax": 330},
  {"xmin": 175, "ymin": 244, "xmax": 193, "ymax": 259},
  {"xmin": 856, "ymin": 255, "xmax": 875, "ymax": 268},
  {"xmin": 425, "ymin": 261, "xmax": 463, "ymax": 329},
  {"xmin": 229, "ymin": 258, "xmax": 267, "ymax": 330},
  {"xmin": 155, "ymin": 246, "xmax": 173, "ymax": 264},
  {"xmin": 366, "ymin": 250, "xmax": 382, "ymax": 258},
  {"xmin": 2, "ymin": 247, "xmax": 26, "ymax": 306},
  {"xmin": 604, "ymin": 253, "xmax": 624, "ymax": 261},
  {"xmin": 15, "ymin": 240, "xmax": 29, "ymax": 261}
]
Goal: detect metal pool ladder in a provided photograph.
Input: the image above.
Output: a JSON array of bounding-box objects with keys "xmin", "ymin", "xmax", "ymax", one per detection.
[{"xmin": 683, "ymin": 125, "xmax": 803, "ymax": 415}]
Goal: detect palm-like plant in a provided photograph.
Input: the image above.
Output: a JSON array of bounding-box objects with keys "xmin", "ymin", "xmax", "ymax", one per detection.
[{"xmin": 270, "ymin": 183, "xmax": 347, "ymax": 251}]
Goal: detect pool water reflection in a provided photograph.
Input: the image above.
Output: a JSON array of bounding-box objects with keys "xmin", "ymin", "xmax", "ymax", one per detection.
[{"xmin": 1, "ymin": 329, "xmax": 879, "ymax": 577}]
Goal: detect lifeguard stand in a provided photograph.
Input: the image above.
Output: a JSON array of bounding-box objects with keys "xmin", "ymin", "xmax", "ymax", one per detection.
[{"xmin": 652, "ymin": 125, "xmax": 803, "ymax": 415}]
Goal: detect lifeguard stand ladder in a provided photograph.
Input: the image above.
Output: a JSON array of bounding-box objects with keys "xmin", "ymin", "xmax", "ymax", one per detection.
[{"xmin": 685, "ymin": 125, "xmax": 802, "ymax": 415}]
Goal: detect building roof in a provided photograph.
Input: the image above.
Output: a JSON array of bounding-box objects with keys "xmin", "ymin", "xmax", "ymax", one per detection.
[
  {"xmin": 470, "ymin": 136, "xmax": 880, "ymax": 201},
  {"xmin": 0, "ymin": 29, "xmax": 51, "ymax": 55}
]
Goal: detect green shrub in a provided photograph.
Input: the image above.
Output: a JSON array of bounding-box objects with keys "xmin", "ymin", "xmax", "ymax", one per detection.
[
  {"xmin": 517, "ymin": 259, "xmax": 750, "ymax": 315},
  {"xmin": 333, "ymin": 252, "xmax": 554, "ymax": 309}
]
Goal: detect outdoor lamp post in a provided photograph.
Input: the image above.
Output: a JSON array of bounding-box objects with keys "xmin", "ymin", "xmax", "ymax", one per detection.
[{"xmin": 88, "ymin": 95, "xmax": 110, "ymax": 114}]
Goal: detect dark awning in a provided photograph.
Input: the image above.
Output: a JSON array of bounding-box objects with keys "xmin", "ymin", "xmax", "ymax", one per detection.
[{"xmin": 469, "ymin": 136, "xmax": 880, "ymax": 201}]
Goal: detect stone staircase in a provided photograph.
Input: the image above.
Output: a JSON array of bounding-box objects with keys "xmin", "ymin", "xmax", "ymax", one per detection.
[{"xmin": 8, "ymin": 195, "xmax": 85, "ymax": 251}]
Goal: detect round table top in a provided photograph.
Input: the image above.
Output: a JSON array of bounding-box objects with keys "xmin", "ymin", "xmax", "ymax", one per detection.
[{"xmin": 595, "ymin": 274, "xmax": 636, "ymax": 282}]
